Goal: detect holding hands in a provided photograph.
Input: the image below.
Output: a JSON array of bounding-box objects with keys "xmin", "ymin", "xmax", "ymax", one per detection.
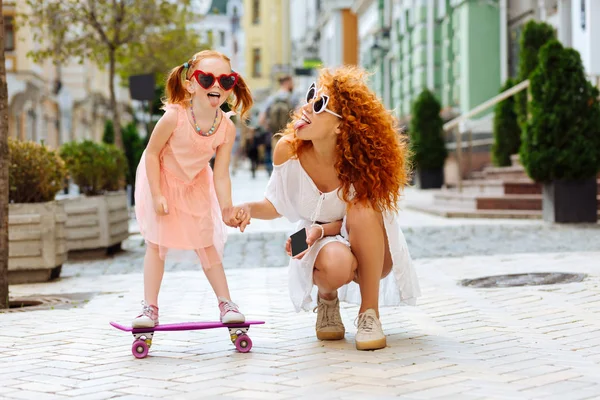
[{"xmin": 222, "ymin": 204, "xmax": 252, "ymax": 232}]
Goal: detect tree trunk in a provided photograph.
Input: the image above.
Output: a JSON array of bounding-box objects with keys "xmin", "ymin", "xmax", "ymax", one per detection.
[
  {"xmin": 109, "ymin": 51, "xmax": 123, "ymax": 149},
  {"xmin": 0, "ymin": 3, "xmax": 10, "ymax": 309}
]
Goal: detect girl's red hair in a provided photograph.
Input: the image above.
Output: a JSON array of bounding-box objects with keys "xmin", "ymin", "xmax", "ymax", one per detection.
[{"xmin": 283, "ymin": 65, "xmax": 411, "ymax": 213}]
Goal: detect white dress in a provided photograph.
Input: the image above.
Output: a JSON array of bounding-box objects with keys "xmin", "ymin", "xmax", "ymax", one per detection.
[{"xmin": 265, "ymin": 158, "xmax": 421, "ymax": 312}]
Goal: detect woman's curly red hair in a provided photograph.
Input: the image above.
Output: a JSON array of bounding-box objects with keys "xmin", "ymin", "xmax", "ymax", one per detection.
[{"xmin": 283, "ymin": 65, "xmax": 411, "ymax": 213}]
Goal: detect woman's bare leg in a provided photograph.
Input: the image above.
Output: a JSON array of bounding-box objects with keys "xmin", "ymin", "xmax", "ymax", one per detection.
[{"xmin": 312, "ymin": 241, "xmax": 356, "ymax": 340}]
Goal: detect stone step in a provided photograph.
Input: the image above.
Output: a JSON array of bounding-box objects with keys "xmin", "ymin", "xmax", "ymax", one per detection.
[
  {"xmin": 408, "ymin": 202, "xmax": 600, "ymax": 219},
  {"xmin": 477, "ymin": 195, "xmax": 542, "ymax": 211},
  {"xmin": 482, "ymin": 165, "xmax": 529, "ymax": 181},
  {"xmin": 445, "ymin": 179, "xmax": 505, "ymax": 195},
  {"xmin": 435, "ymin": 191, "xmax": 600, "ymax": 211},
  {"xmin": 504, "ymin": 180, "xmax": 600, "ymax": 195},
  {"xmin": 407, "ymin": 202, "xmax": 543, "ymax": 219}
]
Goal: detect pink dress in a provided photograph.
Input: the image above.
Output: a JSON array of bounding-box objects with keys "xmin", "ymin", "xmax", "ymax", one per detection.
[{"xmin": 135, "ymin": 103, "xmax": 235, "ymax": 268}]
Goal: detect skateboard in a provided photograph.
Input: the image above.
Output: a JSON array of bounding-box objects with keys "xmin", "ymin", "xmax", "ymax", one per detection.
[{"xmin": 109, "ymin": 320, "xmax": 265, "ymax": 359}]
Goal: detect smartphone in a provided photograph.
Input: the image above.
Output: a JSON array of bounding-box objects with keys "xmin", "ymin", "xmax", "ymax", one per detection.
[{"xmin": 290, "ymin": 228, "xmax": 309, "ymax": 257}]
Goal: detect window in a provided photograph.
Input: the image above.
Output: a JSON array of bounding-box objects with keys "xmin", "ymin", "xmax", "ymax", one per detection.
[
  {"xmin": 4, "ymin": 16, "xmax": 15, "ymax": 51},
  {"xmin": 252, "ymin": 48, "xmax": 262, "ymax": 77},
  {"xmin": 252, "ymin": 0, "xmax": 260, "ymax": 24},
  {"xmin": 219, "ymin": 31, "xmax": 226, "ymax": 47}
]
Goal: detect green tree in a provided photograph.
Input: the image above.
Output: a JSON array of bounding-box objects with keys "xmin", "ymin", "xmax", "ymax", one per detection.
[
  {"xmin": 118, "ymin": 12, "xmax": 209, "ymax": 86},
  {"xmin": 21, "ymin": 0, "xmax": 195, "ymax": 150},
  {"xmin": 521, "ymin": 40, "xmax": 600, "ymax": 182},
  {"xmin": 122, "ymin": 122, "xmax": 144, "ymax": 187},
  {"xmin": 409, "ymin": 89, "xmax": 448, "ymax": 170},
  {"xmin": 515, "ymin": 20, "xmax": 555, "ymax": 129},
  {"xmin": 0, "ymin": 6, "xmax": 9, "ymax": 308},
  {"xmin": 492, "ymin": 79, "xmax": 521, "ymax": 167}
]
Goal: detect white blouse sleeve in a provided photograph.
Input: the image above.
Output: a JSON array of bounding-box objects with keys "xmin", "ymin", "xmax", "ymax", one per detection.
[{"xmin": 265, "ymin": 160, "xmax": 302, "ymax": 223}]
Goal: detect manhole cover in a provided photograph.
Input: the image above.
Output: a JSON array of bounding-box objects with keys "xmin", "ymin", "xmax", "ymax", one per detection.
[
  {"xmin": 0, "ymin": 292, "xmax": 96, "ymax": 313},
  {"xmin": 461, "ymin": 273, "xmax": 586, "ymax": 288}
]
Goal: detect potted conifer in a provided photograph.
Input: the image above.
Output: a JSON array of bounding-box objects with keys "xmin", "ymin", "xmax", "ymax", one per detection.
[
  {"xmin": 521, "ymin": 40, "xmax": 600, "ymax": 223},
  {"xmin": 409, "ymin": 89, "xmax": 447, "ymax": 189}
]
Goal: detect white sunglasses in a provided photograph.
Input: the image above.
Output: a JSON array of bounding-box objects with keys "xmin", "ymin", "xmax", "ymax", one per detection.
[{"xmin": 305, "ymin": 82, "xmax": 342, "ymax": 119}]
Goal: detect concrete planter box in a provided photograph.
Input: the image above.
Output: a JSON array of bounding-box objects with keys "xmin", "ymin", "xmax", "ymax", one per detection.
[
  {"xmin": 63, "ymin": 191, "xmax": 129, "ymax": 253},
  {"xmin": 8, "ymin": 201, "xmax": 67, "ymax": 284}
]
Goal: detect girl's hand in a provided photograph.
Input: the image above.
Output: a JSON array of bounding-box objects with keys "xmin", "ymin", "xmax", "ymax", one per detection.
[
  {"xmin": 222, "ymin": 207, "xmax": 239, "ymax": 227},
  {"xmin": 153, "ymin": 195, "xmax": 169, "ymax": 216},
  {"xmin": 236, "ymin": 204, "xmax": 251, "ymax": 232},
  {"xmin": 222, "ymin": 205, "xmax": 251, "ymax": 230}
]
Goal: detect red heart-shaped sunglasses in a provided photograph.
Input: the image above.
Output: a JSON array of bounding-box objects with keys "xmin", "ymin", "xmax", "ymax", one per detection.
[{"xmin": 191, "ymin": 70, "xmax": 239, "ymax": 91}]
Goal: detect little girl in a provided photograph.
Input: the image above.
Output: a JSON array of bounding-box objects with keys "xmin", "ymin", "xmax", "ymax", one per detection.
[{"xmin": 133, "ymin": 50, "xmax": 253, "ymax": 328}]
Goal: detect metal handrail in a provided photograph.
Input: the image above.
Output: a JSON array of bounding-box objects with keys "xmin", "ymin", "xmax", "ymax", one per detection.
[
  {"xmin": 443, "ymin": 79, "xmax": 530, "ymax": 132},
  {"xmin": 443, "ymin": 79, "xmax": 530, "ymax": 193}
]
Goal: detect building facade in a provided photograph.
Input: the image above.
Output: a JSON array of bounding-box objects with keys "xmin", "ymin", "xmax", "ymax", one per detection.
[
  {"xmin": 242, "ymin": 0, "xmax": 291, "ymax": 99},
  {"xmin": 4, "ymin": 0, "xmax": 131, "ymax": 147},
  {"xmin": 192, "ymin": 0, "xmax": 246, "ymax": 76}
]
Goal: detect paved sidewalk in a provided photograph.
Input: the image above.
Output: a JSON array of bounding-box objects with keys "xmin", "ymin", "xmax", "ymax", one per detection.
[{"xmin": 3, "ymin": 251, "xmax": 600, "ymax": 399}]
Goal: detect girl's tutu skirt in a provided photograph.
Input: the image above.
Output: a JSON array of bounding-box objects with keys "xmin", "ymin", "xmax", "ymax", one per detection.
[{"xmin": 134, "ymin": 154, "xmax": 226, "ymax": 268}]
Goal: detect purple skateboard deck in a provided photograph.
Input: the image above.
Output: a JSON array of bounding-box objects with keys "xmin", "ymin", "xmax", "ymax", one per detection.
[
  {"xmin": 110, "ymin": 320, "xmax": 265, "ymax": 358},
  {"xmin": 110, "ymin": 320, "xmax": 264, "ymax": 333}
]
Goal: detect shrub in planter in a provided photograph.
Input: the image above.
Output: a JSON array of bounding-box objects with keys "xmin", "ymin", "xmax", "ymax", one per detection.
[
  {"xmin": 60, "ymin": 140, "xmax": 127, "ymax": 195},
  {"xmin": 492, "ymin": 78, "xmax": 521, "ymax": 167},
  {"xmin": 521, "ymin": 40, "xmax": 600, "ymax": 223},
  {"xmin": 59, "ymin": 140, "xmax": 129, "ymax": 252},
  {"xmin": 515, "ymin": 21, "xmax": 555, "ymax": 130},
  {"xmin": 9, "ymin": 138, "xmax": 67, "ymax": 203},
  {"xmin": 409, "ymin": 89, "xmax": 447, "ymax": 189},
  {"xmin": 8, "ymin": 139, "xmax": 68, "ymax": 283}
]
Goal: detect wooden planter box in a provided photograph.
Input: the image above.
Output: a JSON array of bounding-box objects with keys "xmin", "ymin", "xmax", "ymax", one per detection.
[
  {"xmin": 8, "ymin": 201, "xmax": 67, "ymax": 284},
  {"xmin": 62, "ymin": 191, "xmax": 129, "ymax": 253}
]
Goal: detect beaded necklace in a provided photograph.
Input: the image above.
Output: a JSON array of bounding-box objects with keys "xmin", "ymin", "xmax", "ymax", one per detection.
[{"xmin": 190, "ymin": 99, "xmax": 219, "ymax": 136}]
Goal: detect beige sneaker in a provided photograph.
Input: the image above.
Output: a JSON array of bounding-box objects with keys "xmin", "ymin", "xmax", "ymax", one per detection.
[
  {"xmin": 314, "ymin": 296, "xmax": 345, "ymax": 340},
  {"xmin": 355, "ymin": 309, "xmax": 386, "ymax": 350}
]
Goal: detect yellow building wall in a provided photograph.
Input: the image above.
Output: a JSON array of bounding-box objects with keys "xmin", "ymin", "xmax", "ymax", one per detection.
[{"xmin": 242, "ymin": 0, "xmax": 290, "ymax": 93}]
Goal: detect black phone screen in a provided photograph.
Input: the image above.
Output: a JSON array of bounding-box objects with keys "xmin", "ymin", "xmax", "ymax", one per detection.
[{"xmin": 290, "ymin": 228, "xmax": 308, "ymax": 257}]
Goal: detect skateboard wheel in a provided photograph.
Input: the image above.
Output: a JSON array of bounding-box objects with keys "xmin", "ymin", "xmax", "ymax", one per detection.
[
  {"xmin": 132, "ymin": 340, "xmax": 149, "ymax": 359},
  {"xmin": 234, "ymin": 334, "xmax": 252, "ymax": 353}
]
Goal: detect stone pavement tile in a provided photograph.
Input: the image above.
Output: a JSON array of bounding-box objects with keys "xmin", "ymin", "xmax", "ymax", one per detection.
[
  {"xmin": 115, "ymin": 386, "xmax": 187, "ymax": 397},
  {"xmin": 61, "ymin": 392, "xmax": 123, "ymax": 400},
  {"xmin": 4, "ymin": 392, "xmax": 69, "ymax": 400},
  {"xmin": 58, "ymin": 383, "xmax": 137, "ymax": 398},
  {"xmin": 219, "ymin": 390, "xmax": 294, "ymax": 399},
  {"xmin": 511, "ymin": 370, "xmax": 583, "ymax": 388},
  {"xmin": 402, "ymin": 383, "xmax": 474, "ymax": 399}
]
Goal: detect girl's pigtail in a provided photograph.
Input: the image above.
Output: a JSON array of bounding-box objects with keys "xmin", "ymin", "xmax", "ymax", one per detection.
[
  {"xmin": 231, "ymin": 74, "xmax": 254, "ymax": 122},
  {"xmin": 164, "ymin": 64, "xmax": 189, "ymax": 105}
]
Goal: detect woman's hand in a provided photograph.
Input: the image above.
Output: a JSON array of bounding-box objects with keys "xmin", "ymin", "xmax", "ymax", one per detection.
[
  {"xmin": 152, "ymin": 195, "xmax": 169, "ymax": 216},
  {"xmin": 285, "ymin": 225, "xmax": 324, "ymax": 260}
]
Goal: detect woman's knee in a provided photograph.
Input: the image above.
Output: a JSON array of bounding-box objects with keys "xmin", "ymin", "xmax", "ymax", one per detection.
[
  {"xmin": 346, "ymin": 203, "xmax": 383, "ymax": 231},
  {"xmin": 314, "ymin": 243, "xmax": 357, "ymax": 290}
]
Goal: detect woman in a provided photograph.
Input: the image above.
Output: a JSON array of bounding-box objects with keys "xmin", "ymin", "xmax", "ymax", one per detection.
[{"xmin": 237, "ymin": 66, "xmax": 420, "ymax": 350}]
